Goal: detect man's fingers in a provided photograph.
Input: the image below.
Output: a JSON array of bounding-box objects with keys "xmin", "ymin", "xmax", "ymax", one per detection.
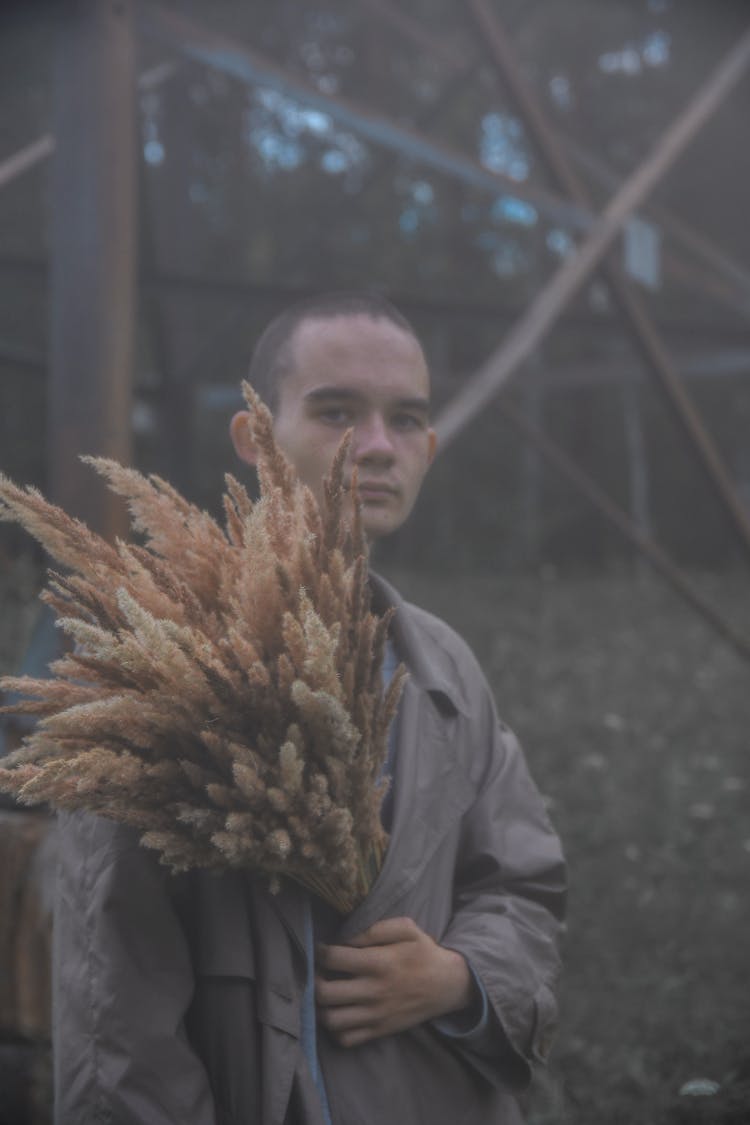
[
  {"xmin": 316, "ymin": 942, "xmax": 375, "ymax": 977},
  {"xmin": 315, "ymin": 919, "xmax": 458, "ymax": 1047},
  {"xmin": 345, "ymin": 917, "xmax": 419, "ymax": 948},
  {"xmin": 315, "ymin": 973, "xmax": 379, "ymax": 1009},
  {"xmin": 317, "ymin": 1001, "xmax": 372, "ymax": 1034},
  {"xmin": 319, "ymin": 1011, "xmax": 379, "ymax": 1049}
]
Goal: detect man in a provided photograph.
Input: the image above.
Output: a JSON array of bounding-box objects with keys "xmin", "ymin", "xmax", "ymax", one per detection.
[{"xmin": 54, "ymin": 292, "xmax": 565, "ymax": 1124}]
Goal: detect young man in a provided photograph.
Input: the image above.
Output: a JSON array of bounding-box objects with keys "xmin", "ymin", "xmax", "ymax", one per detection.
[{"xmin": 54, "ymin": 293, "xmax": 565, "ymax": 1124}]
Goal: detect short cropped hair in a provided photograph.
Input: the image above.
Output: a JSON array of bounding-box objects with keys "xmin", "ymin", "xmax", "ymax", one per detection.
[{"xmin": 247, "ymin": 291, "xmax": 422, "ymax": 411}]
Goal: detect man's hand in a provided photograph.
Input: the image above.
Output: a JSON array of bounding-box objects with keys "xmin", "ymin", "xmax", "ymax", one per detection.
[{"xmin": 315, "ymin": 916, "xmax": 472, "ymax": 1048}]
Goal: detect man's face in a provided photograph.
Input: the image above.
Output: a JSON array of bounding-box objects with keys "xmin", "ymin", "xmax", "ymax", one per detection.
[{"xmin": 272, "ymin": 314, "xmax": 436, "ymax": 540}]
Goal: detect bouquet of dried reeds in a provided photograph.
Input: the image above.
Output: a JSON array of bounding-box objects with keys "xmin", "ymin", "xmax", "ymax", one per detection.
[{"xmin": 0, "ymin": 384, "xmax": 405, "ymax": 913}]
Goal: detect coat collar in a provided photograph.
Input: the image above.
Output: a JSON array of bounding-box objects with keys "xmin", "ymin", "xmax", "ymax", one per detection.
[{"xmin": 368, "ymin": 572, "xmax": 468, "ymax": 717}]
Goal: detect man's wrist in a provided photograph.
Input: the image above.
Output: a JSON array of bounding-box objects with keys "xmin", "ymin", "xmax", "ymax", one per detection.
[
  {"xmin": 434, "ymin": 945, "xmax": 473, "ymax": 1019},
  {"xmin": 433, "ymin": 957, "xmax": 489, "ymax": 1038}
]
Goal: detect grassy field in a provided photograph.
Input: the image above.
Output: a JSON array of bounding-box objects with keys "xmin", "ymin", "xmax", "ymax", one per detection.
[
  {"xmin": 2, "ymin": 562, "xmax": 749, "ymax": 1123},
  {"xmin": 386, "ymin": 568, "xmax": 750, "ymax": 1125}
]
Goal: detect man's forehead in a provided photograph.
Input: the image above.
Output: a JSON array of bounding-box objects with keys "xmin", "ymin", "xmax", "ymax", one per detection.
[{"xmin": 281, "ymin": 312, "xmax": 430, "ymax": 397}]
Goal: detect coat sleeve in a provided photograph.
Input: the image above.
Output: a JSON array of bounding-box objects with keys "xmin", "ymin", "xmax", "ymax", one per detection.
[
  {"xmin": 53, "ymin": 811, "xmax": 217, "ymax": 1125},
  {"xmin": 438, "ymin": 708, "xmax": 567, "ymax": 1091}
]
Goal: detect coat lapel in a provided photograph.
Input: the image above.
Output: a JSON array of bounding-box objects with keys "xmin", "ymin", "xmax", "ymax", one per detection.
[
  {"xmin": 338, "ymin": 686, "xmax": 474, "ymax": 939},
  {"xmin": 268, "ymin": 877, "xmax": 308, "ymax": 961}
]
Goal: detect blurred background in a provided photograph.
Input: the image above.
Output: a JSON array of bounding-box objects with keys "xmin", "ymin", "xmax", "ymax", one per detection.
[{"xmin": 1, "ymin": 1, "xmax": 749, "ymax": 1122}]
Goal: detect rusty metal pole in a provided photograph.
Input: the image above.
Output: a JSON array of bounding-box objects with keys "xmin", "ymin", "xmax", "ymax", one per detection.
[{"xmin": 48, "ymin": 0, "xmax": 138, "ymax": 539}]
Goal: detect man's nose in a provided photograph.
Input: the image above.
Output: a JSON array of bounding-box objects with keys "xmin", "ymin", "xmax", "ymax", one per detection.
[{"xmin": 351, "ymin": 414, "xmax": 395, "ymax": 463}]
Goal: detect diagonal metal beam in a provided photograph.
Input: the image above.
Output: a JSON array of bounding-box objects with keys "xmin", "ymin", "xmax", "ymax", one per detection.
[
  {"xmin": 495, "ymin": 396, "xmax": 750, "ymax": 664},
  {"xmin": 657, "ymin": 248, "xmax": 750, "ymax": 318},
  {"xmin": 0, "ymin": 136, "xmax": 55, "ymax": 190},
  {"xmin": 450, "ymin": 0, "xmax": 750, "ymax": 565},
  {"xmin": 355, "ymin": 0, "xmax": 750, "ymax": 312},
  {"xmin": 434, "ymin": 18, "xmax": 750, "ymax": 442},
  {"xmin": 136, "ymin": 2, "xmax": 589, "ymax": 231},
  {"xmin": 271, "ymin": 52, "xmax": 479, "ymax": 281},
  {"xmin": 563, "ymin": 132, "xmax": 750, "ymax": 304}
]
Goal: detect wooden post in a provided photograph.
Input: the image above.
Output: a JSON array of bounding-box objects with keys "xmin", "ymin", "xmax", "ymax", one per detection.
[{"xmin": 48, "ymin": 0, "xmax": 137, "ymax": 539}]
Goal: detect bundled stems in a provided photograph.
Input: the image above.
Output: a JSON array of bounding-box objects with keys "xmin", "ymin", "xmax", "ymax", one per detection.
[{"xmin": 0, "ymin": 383, "xmax": 405, "ymax": 914}]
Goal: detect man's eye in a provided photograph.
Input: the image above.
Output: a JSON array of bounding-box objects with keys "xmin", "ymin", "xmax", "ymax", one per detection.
[
  {"xmin": 318, "ymin": 407, "xmax": 352, "ymax": 425},
  {"xmin": 391, "ymin": 413, "xmax": 424, "ymax": 431}
]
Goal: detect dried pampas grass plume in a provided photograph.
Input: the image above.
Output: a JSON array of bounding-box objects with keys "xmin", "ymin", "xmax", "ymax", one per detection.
[{"xmin": 0, "ymin": 383, "xmax": 406, "ymax": 913}]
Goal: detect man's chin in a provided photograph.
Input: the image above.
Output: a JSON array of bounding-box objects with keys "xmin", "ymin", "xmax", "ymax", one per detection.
[{"xmin": 360, "ymin": 510, "xmax": 403, "ymax": 542}]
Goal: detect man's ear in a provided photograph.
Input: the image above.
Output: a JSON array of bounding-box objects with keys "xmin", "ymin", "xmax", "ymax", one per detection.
[
  {"xmin": 427, "ymin": 428, "xmax": 437, "ymax": 466},
  {"xmin": 229, "ymin": 410, "xmax": 258, "ymax": 466}
]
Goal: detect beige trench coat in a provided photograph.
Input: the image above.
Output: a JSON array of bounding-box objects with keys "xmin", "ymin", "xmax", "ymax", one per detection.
[{"xmin": 53, "ymin": 576, "xmax": 566, "ymax": 1125}]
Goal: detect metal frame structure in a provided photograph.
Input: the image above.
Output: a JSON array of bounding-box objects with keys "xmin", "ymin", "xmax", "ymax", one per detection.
[{"xmin": 1, "ymin": 0, "xmax": 749, "ymax": 658}]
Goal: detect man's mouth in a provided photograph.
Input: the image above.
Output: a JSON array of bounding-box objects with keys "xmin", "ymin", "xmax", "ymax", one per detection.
[{"xmin": 356, "ymin": 482, "xmax": 397, "ymax": 502}]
